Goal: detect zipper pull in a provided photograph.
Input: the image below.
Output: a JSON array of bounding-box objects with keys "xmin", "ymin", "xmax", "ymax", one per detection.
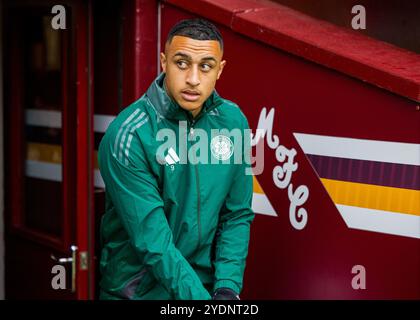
[{"xmin": 190, "ymin": 119, "xmax": 195, "ymax": 136}]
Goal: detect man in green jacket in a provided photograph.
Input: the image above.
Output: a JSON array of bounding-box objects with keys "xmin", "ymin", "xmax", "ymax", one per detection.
[{"xmin": 98, "ymin": 18, "xmax": 254, "ymax": 300}]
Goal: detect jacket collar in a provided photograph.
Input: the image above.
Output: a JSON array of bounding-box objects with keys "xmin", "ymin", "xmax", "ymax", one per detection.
[{"xmin": 145, "ymin": 72, "xmax": 222, "ymax": 122}]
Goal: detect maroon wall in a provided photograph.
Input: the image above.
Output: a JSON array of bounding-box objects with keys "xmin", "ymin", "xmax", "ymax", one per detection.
[{"xmin": 161, "ymin": 2, "xmax": 420, "ymax": 299}]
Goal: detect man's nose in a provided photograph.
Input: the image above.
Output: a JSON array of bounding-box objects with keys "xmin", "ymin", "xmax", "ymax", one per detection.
[{"xmin": 186, "ymin": 66, "xmax": 200, "ymax": 86}]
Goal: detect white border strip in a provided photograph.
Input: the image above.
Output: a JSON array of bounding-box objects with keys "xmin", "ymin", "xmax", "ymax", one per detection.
[
  {"xmin": 95, "ymin": 169, "xmax": 105, "ymax": 189},
  {"xmin": 26, "ymin": 109, "xmax": 61, "ymax": 129},
  {"xmin": 252, "ymin": 193, "xmax": 277, "ymax": 217},
  {"xmin": 293, "ymin": 133, "xmax": 420, "ymax": 166},
  {"xmin": 25, "ymin": 160, "xmax": 106, "ymax": 190},
  {"xmin": 25, "ymin": 160, "xmax": 61, "ymax": 182},
  {"xmin": 94, "ymin": 114, "xmax": 115, "ymax": 133},
  {"xmin": 25, "ymin": 109, "xmax": 116, "ymax": 133},
  {"xmin": 337, "ymin": 204, "xmax": 420, "ymax": 239}
]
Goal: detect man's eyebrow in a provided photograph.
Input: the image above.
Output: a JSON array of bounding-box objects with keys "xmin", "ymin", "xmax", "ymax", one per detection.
[
  {"xmin": 173, "ymin": 52, "xmax": 217, "ymax": 63},
  {"xmin": 201, "ymin": 56, "xmax": 217, "ymax": 63},
  {"xmin": 173, "ymin": 52, "xmax": 192, "ymax": 60}
]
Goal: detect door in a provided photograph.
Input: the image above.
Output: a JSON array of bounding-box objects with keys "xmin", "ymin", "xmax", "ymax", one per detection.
[{"xmin": 4, "ymin": 0, "xmax": 94, "ymax": 299}]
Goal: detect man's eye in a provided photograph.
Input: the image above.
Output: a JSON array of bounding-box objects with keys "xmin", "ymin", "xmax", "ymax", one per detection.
[
  {"xmin": 201, "ymin": 64, "xmax": 212, "ymax": 72},
  {"xmin": 176, "ymin": 61, "xmax": 188, "ymax": 69}
]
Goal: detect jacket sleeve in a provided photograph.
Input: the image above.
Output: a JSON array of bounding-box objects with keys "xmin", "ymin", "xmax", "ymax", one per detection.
[
  {"xmin": 98, "ymin": 127, "xmax": 211, "ymax": 300},
  {"xmin": 212, "ymin": 117, "xmax": 255, "ymax": 295}
]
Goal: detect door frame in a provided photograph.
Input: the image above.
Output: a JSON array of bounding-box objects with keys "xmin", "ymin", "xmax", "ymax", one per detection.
[
  {"xmin": 74, "ymin": 0, "xmax": 95, "ymax": 300},
  {"xmin": 3, "ymin": 0, "xmax": 95, "ymax": 299}
]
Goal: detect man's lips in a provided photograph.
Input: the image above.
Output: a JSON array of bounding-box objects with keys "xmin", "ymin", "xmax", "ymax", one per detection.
[{"xmin": 181, "ymin": 90, "xmax": 201, "ymax": 102}]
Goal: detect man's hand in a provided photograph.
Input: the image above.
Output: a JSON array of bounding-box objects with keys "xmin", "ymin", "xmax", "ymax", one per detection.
[{"xmin": 212, "ymin": 287, "xmax": 240, "ymax": 300}]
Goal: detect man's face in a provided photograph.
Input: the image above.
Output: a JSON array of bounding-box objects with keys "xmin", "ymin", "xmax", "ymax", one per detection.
[{"xmin": 160, "ymin": 35, "xmax": 226, "ymax": 118}]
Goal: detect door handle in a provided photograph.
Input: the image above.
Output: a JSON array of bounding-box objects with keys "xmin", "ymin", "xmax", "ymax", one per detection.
[{"xmin": 51, "ymin": 245, "xmax": 78, "ymax": 292}]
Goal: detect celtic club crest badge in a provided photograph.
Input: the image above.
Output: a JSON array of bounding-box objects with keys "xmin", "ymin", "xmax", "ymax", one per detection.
[{"xmin": 211, "ymin": 135, "xmax": 234, "ymax": 160}]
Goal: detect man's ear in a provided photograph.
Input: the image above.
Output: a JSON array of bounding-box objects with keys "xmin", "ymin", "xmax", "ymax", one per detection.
[
  {"xmin": 217, "ymin": 60, "xmax": 226, "ymax": 80},
  {"xmin": 160, "ymin": 52, "xmax": 167, "ymax": 73}
]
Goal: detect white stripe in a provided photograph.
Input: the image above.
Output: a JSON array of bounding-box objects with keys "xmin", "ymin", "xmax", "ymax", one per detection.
[
  {"xmin": 118, "ymin": 112, "xmax": 146, "ymax": 160},
  {"xmin": 26, "ymin": 163, "xmax": 106, "ymax": 189},
  {"xmin": 25, "ymin": 161, "xmax": 105, "ymax": 189},
  {"xmin": 25, "ymin": 109, "xmax": 117, "ymax": 133},
  {"xmin": 252, "ymin": 193, "xmax": 277, "ymax": 217},
  {"xmin": 113, "ymin": 109, "xmax": 141, "ymax": 157},
  {"xmin": 168, "ymin": 147, "xmax": 180, "ymax": 162},
  {"xmin": 124, "ymin": 117, "xmax": 149, "ymax": 165},
  {"xmin": 95, "ymin": 169, "xmax": 105, "ymax": 188},
  {"xmin": 26, "ymin": 109, "xmax": 117, "ymax": 133},
  {"xmin": 94, "ymin": 114, "xmax": 115, "ymax": 133},
  {"xmin": 293, "ymin": 133, "xmax": 420, "ymax": 165},
  {"xmin": 337, "ymin": 204, "xmax": 420, "ymax": 239},
  {"xmin": 125, "ymin": 135, "xmax": 135, "ymax": 164},
  {"xmin": 25, "ymin": 160, "xmax": 62, "ymax": 182},
  {"xmin": 26, "ymin": 109, "xmax": 61, "ymax": 128}
]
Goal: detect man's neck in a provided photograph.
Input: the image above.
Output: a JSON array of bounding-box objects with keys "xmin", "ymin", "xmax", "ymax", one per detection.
[
  {"xmin": 163, "ymin": 78, "xmax": 203, "ymax": 119},
  {"xmin": 191, "ymin": 106, "xmax": 203, "ymax": 119}
]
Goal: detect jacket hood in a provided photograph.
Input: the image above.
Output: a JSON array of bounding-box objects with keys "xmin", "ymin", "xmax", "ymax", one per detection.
[{"xmin": 145, "ymin": 72, "xmax": 223, "ymax": 122}]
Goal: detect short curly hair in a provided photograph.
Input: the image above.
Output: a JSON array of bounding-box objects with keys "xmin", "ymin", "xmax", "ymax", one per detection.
[{"xmin": 166, "ymin": 18, "xmax": 224, "ymax": 51}]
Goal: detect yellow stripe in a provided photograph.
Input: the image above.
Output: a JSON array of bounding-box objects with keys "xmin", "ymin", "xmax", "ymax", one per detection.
[
  {"xmin": 253, "ymin": 176, "xmax": 264, "ymax": 194},
  {"xmin": 27, "ymin": 143, "xmax": 100, "ymax": 169},
  {"xmin": 321, "ymin": 178, "xmax": 420, "ymax": 216},
  {"xmin": 27, "ymin": 143, "xmax": 62, "ymax": 164}
]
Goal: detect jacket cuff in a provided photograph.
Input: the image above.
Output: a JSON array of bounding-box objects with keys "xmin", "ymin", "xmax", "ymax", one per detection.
[{"xmin": 213, "ymin": 280, "xmax": 240, "ymax": 294}]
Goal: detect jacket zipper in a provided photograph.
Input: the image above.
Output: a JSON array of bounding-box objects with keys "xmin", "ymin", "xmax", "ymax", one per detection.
[{"xmin": 189, "ymin": 118, "xmax": 201, "ymax": 248}]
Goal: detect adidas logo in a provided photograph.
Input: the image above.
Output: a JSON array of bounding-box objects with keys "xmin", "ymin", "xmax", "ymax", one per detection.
[{"xmin": 165, "ymin": 147, "xmax": 180, "ymax": 166}]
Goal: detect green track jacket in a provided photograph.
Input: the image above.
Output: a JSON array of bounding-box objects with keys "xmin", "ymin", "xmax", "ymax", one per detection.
[{"xmin": 98, "ymin": 72, "xmax": 254, "ymax": 300}]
